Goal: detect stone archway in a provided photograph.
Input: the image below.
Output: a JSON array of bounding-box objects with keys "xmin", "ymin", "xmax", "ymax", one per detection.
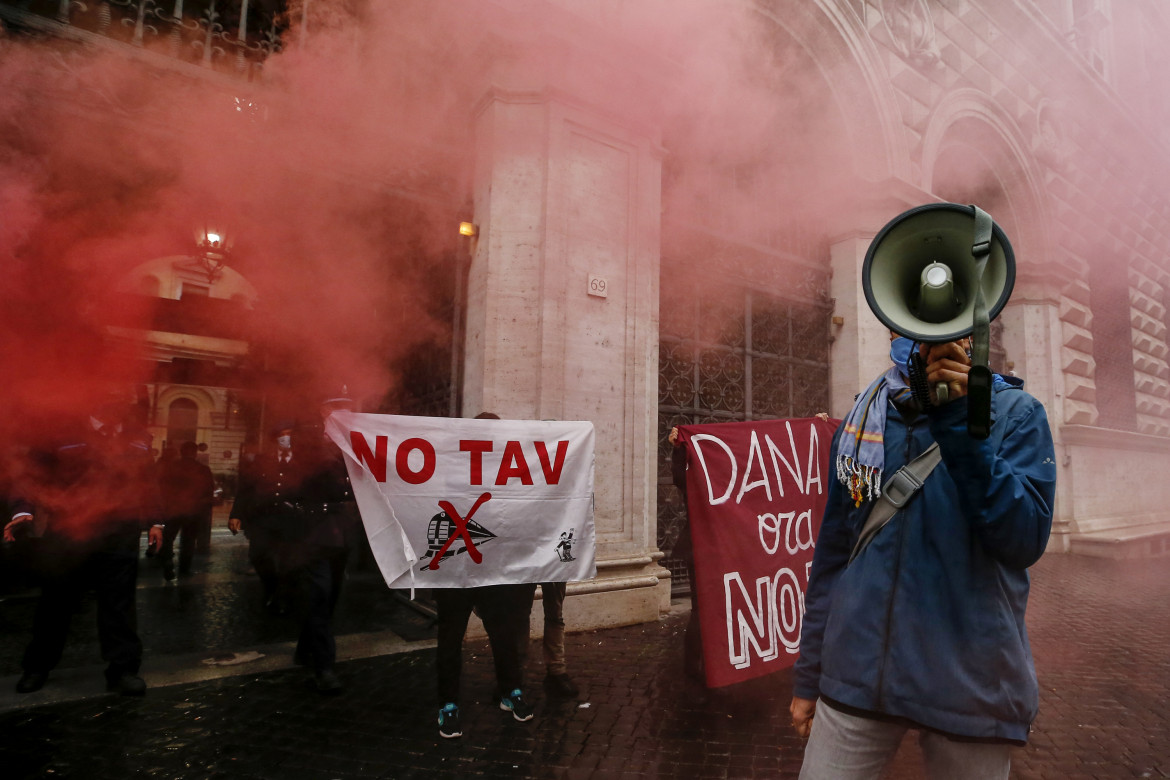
[
  {"xmin": 921, "ymin": 90, "xmax": 1051, "ymax": 387},
  {"xmin": 922, "ymin": 89, "xmax": 1048, "ymax": 262},
  {"xmin": 760, "ymin": 1, "xmax": 915, "ymax": 185}
]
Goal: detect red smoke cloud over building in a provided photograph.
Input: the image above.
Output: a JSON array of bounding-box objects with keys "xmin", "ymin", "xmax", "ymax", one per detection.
[{"xmin": 2, "ymin": 0, "xmax": 1170, "ymax": 627}]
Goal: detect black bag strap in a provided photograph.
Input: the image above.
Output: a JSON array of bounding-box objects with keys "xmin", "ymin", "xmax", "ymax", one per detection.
[
  {"xmin": 967, "ymin": 206, "xmax": 995, "ymax": 439},
  {"xmin": 848, "ymin": 442, "xmax": 941, "ymax": 564}
]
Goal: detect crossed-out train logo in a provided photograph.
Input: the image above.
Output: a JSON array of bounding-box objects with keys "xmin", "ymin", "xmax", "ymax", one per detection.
[{"xmin": 419, "ymin": 492, "xmax": 498, "ymax": 570}]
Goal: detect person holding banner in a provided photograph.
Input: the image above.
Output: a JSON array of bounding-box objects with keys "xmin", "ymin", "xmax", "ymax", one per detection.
[
  {"xmin": 670, "ymin": 411, "xmax": 830, "ymax": 687},
  {"xmin": 321, "ymin": 407, "xmax": 596, "ymax": 737},
  {"xmin": 790, "ymin": 335, "xmax": 1056, "ymax": 779},
  {"xmin": 435, "ymin": 412, "xmax": 538, "ymax": 739}
]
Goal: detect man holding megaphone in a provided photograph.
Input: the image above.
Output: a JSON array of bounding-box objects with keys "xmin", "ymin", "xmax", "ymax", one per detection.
[{"xmin": 789, "ymin": 204, "xmax": 1058, "ymax": 779}]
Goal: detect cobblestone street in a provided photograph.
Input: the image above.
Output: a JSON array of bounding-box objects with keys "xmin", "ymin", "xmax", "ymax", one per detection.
[{"xmin": 0, "ymin": 531, "xmax": 1167, "ymax": 779}]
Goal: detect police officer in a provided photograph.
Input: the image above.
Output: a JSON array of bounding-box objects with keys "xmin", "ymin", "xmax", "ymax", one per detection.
[
  {"xmin": 229, "ymin": 421, "xmax": 299, "ymax": 615},
  {"xmin": 3, "ymin": 397, "xmax": 164, "ymax": 695},
  {"xmin": 285, "ymin": 391, "xmax": 362, "ymax": 694}
]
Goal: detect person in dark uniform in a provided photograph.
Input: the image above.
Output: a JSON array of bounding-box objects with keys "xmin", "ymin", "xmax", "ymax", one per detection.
[
  {"xmin": 157, "ymin": 440, "xmax": 215, "ymax": 581},
  {"xmin": 283, "ymin": 391, "xmax": 363, "ymax": 694},
  {"xmin": 3, "ymin": 398, "xmax": 164, "ymax": 695},
  {"xmin": 229, "ymin": 422, "xmax": 299, "ymax": 615}
]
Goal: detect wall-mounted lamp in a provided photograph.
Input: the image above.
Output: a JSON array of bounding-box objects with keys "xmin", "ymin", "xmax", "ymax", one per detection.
[
  {"xmin": 458, "ymin": 222, "xmax": 478, "ymax": 238},
  {"xmin": 194, "ymin": 223, "xmax": 233, "ymax": 283}
]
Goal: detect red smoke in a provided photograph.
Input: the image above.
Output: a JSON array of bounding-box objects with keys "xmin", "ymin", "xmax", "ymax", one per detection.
[
  {"xmin": 0, "ymin": 0, "xmax": 1155, "ymax": 452},
  {"xmin": 0, "ymin": 2, "xmax": 482, "ymax": 452},
  {"xmin": 0, "ymin": 1, "xmax": 790, "ymax": 448}
]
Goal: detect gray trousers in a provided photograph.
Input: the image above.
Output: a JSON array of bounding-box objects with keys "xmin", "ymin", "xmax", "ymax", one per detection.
[
  {"xmin": 540, "ymin": 582, "xmax": 567, "ymax": 675},
  {"xmin": 799, "ymin": 699, "xmax": 1011, "ymax": 780}
]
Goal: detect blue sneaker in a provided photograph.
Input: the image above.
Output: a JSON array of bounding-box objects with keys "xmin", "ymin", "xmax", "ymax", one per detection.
[
  {"xmin": 438, "ymin": 702, "xmax": 462, "ymax": 738},
  {"xmin": 499, "ymin": 688, "xmax": 533, "ymax": 722}
]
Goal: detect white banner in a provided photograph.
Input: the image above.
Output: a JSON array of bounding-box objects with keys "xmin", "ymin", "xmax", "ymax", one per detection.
[{"xmin": 324, "ymin": 412, "xmax": 596, "ymax": 589}]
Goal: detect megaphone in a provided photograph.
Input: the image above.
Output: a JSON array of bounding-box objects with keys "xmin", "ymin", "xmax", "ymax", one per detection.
[{"xmin": 861, "ymin": 203, "xmax": 1016, "ymax": 438}]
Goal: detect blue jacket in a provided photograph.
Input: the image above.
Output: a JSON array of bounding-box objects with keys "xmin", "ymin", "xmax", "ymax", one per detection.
[{"xmin": 793, "ymin": 382, "xmax": 1056, "ymax": 743}]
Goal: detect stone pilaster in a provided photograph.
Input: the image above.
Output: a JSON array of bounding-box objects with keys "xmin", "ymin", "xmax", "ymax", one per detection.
[
  {"xmin": 464, "ymin": 87, "xmax": 669, "ymax": 626},
  {"xmin": 828, "ymin": 235, "xmax": 891, "ymax": 418}
]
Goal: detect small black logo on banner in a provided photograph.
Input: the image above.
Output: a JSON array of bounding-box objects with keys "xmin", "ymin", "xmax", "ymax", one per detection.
[{"xmin": 555, "ymin": 528, "xmax": 576, "ymax": 562}]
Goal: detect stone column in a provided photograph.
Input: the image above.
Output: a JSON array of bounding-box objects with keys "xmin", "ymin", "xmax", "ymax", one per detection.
[
  {"xmin": 998, "ymin": 279, "xmax": 1073, "ymax": 548},
  {"xmin": 828, "ymin": 235, "xmax": 890, "ymax": 417},
  {"xmin": 463, "ymin": 88, "xmax": 670, "ymax": 630}
]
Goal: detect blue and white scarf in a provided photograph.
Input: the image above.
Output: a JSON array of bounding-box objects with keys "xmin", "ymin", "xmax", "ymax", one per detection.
[{"xmin": 836, "ymin": 339, "xmax": 916, "ymax": 506}]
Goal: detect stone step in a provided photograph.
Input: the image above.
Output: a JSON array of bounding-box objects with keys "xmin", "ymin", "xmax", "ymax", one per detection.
[{"xmin": 1068, "ymin": 522, "xmax": 1170, "ymax": 558}]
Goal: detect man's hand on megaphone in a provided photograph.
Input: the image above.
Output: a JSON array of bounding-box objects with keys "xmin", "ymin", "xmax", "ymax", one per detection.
[{"xmin": 921, "ymin": 339, "xmax": 972, "ymax": 402}]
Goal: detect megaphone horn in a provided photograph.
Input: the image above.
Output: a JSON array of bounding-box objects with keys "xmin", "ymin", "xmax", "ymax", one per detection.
[
  {"xmin": 862, "ymin": 203, "xmax": 1015, "ymax": 343},
  {"xmin": 861, "ymin": 203, "xmax": 1016, "ymax": 438}
]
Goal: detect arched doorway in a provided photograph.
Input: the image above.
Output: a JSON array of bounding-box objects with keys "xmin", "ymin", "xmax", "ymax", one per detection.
[{"xmin": 927, "ymin": 108, "xmax": 1045, "ymax": 378}]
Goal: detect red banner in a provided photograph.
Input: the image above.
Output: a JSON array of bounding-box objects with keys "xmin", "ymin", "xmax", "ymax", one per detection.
[{"xmin": 679, "ymin": 417, "xmax": 839, "ymax": 688}]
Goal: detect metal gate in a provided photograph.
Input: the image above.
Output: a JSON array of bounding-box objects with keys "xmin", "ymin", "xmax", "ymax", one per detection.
[{"xmin": 657, "ymin": 267, "xmax": 833, "ymax": 594}]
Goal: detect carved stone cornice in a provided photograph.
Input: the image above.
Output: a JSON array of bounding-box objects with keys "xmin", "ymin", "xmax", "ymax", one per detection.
[{"xmin": 878, "ymin": 0, "xmax": 940, "ymax": 69}]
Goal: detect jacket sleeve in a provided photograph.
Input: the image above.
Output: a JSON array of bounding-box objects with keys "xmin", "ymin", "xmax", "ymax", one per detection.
[
  {"xmin": 230, "ymin": 464, "xmax": 256, "ymax": 524},
  {"xmin": 792, "ymin": 425, "xmax": 853, "ymax": 700},
  {"xmin": 929, "ymin": 392, "xmax": 1057, "ymax": 569}
]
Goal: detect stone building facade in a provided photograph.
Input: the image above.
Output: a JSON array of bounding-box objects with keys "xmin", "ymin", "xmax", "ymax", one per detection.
[
  {"xmin": 789, "ymin": 0, "xmax": 1170, "ymax": 560},
  {"xmin": 455, "ymin": 0, "xmax": 1170, "ymax": 624},
  {"xmin": 5, "ymin": 0, "xmax": 1170, "ymax": 635},
  {"xmin": 112, "ymin": 253, "xmax": 260, "ymax": 494}
]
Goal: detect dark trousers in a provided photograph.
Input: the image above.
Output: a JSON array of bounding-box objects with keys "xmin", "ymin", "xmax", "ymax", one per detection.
[
  {"xmin": 161, "ymin": 513, "xmax": 200, "ymax": 575},
  {"xmin": 23, "ymin": 543, "xmax": 142, "ymax": 679},
  {"xmin": 196, "ymin": 511, "xmax": 212, "ymax": 554},
  {"xmin": 289, "ymin": 545, "xmax": 348, "ymax": 672},
  {"xmin": 245, "ymin": 524, "xmax": 283, "ymax": 603},
  {"xmin": 435, "ymin": 583, "xmax": 536, "ymax": 705}
]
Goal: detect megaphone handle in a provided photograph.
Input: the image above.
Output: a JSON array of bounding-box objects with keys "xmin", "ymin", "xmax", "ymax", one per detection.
[{"xmin": 934, "ymin": 382, "xmax": 949, "ymax": 405}]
